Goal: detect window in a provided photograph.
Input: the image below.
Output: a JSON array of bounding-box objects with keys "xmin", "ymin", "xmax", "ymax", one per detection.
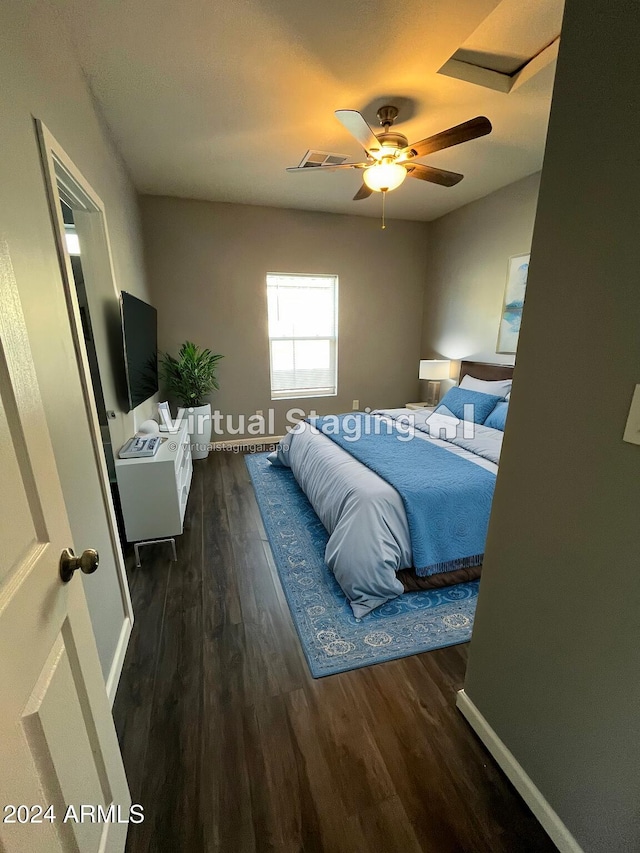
[{"xmin": 267, "ymin": 273, "xmax": 338, "ymax": 399}]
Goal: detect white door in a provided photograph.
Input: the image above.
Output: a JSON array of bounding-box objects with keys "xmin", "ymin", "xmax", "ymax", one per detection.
[
  {"xmin": 37, "ymin": 121, "xmax": 134, "ymax": 704},
  {"xmin": 0, "ymin": 242, "xmax": 130, "ymax": 853}
]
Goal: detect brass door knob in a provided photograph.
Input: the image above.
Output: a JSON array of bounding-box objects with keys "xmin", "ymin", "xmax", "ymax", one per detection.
[{"xmin": 59, "ymin": 548, "xmax": 99, "ymax": 583}]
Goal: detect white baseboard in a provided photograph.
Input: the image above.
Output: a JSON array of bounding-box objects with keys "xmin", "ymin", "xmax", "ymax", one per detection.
[
  {"xmin": 105, "ymin": 616, "xmax": 132, "ymax": 706},
  {"xmin": 456, "ymin": 689, "xmax": 584, "ymax": 853},
  {"xmin": 211, "ymin": 435, "xmax": 283, "ymax": 450}
]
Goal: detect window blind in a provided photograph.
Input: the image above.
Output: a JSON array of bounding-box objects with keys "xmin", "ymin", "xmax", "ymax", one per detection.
[{"xmin": 266, "ymin": 273, "xmax": 338, "ymax": 399}]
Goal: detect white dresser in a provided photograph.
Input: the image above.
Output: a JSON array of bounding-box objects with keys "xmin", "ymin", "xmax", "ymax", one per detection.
[{"xmin": 115, "ymin": 420, "xmax": 192, "ymax": 544}]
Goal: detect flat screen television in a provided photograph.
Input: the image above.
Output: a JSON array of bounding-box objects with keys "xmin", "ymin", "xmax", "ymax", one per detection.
[{"xmin": 120, "ymin": 291, "xmax": 158, "ymax": 411}]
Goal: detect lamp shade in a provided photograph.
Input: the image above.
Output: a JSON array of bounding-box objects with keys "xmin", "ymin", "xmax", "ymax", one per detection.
[
  {"xmin": 419, "ymin": 359, "xmax": 450, "ymax": 380},
  {"xmin": 363, "ymin": 161, "xmax": 407, "ymax": 192}
]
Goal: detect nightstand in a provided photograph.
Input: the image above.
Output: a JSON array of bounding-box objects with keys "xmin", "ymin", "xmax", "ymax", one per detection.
[{"xmin": 405, "ymin": 403, "xmax": 435, "ymax": 411}]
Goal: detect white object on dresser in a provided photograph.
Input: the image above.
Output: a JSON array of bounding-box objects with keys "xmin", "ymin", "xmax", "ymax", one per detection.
[
  {"xmin": 136, "ymin": 418, "xmax": 160, "ymax": 436},
  {"xmin": 405, "ymin": 403, "xmax": 435, "ymax": 411},
  {"xmin": 115, "ymin": 419, "xmax": 192, "ymax": 564}
]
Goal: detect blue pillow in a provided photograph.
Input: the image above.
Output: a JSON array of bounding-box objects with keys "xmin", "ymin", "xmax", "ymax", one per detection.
[
  {"xmin": 484, "ymin": 401, "xmax": 509, "ymax": 431},
  {"xmin": 435, "ymin": 387, "xmax": 504, "ymax": 424}
]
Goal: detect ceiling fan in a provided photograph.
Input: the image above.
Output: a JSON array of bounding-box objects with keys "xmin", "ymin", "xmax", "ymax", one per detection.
[{"xmin": 287, "ymin": 106, "xmax": 492, "ymax": 201}]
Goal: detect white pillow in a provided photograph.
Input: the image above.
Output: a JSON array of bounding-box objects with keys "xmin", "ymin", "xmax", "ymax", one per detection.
[{"xmin": 459, "ymin": 374, "xmax": 512, "ymax": 399}]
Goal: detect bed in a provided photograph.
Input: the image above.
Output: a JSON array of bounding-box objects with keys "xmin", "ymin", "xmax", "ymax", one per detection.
[{"xmin": 269, "ymin": 361, "xmax": 515, "ymax": 618}]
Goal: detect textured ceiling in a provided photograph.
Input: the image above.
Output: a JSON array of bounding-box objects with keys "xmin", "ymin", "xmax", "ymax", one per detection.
[{"xmin": 57, "ymin": 0, "xmax": 563, "ymax": 221}]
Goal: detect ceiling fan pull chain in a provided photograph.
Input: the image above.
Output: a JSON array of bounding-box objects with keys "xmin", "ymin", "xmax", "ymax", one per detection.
[{"xmin": 381, "ymin": 190, "xmax": 386, "ymax": 230}]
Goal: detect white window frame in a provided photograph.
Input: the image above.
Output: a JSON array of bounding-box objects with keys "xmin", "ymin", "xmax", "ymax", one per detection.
[{"xmin": 267, "ymin": 272, "xmax": 339, "ymax": 400}]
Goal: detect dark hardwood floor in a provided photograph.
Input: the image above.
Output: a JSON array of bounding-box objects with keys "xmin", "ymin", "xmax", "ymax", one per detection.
[{"xmin": 114, "ymin": 450, "xmax": 556, "ymax": 853}]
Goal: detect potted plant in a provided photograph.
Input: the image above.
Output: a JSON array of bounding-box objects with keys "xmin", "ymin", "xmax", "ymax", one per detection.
[{"xmin": 160, "ymin": 341, "xmax": 224, "ymax": 460}]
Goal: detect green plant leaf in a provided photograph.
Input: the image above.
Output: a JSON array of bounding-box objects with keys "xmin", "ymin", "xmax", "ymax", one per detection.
[{"xmin": 159, "ymin": 341, "xmax": 224, "ymax": 407}]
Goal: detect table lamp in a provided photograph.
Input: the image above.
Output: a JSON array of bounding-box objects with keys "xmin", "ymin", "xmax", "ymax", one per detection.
[{"xmin": 419, "ymin": 359, "xmax": 451, "ymax": 406}]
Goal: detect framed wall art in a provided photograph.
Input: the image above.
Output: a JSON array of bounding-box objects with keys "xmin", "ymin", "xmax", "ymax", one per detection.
[{"xmin": 497, "ymin": 253, "xmax": 530, "ymax": 354}]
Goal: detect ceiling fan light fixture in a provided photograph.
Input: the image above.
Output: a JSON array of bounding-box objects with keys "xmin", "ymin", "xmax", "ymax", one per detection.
[
  {"xmin": 363, "ymin": 160, "xmax": 407, "ymax": 192},
  {"xmin": 376, "ymin": 144, "xmax": 398, "ymax": 159}
]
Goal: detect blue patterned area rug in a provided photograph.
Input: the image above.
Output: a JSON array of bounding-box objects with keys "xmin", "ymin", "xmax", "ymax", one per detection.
[{"xmin": 245, "ymin": 452, "xmax": 479, "ymax": 678}]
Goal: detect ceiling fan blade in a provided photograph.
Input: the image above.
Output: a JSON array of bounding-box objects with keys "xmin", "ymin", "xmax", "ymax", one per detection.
[
  {"xmin": 335, "ymin": 110, "xmax": 381, "ymax": 155},
  {"xmin": 403, "ymin": 116, "xmax": 492, "ymax": 159},
  {"xmin": 286, "ymin": 162, "xmax": 367, "ymax": 173},
  {"xmin": 353, "ymin": 183, "xmax": 373, "ymax": 201},
  {"xmin": 406, "ymin": 164, "xmax": 464, "ymax": 187}
]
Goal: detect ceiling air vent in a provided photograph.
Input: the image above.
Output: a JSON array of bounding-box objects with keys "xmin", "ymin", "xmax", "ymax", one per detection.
[{"xmin": 298, "ymin": 150, "xmax": 349, "ymax": 168}]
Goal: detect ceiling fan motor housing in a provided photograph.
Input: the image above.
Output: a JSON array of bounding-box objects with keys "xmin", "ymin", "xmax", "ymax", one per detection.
[
  {"xmin": 373, "ymin": 105, "xmax": 409, "ymax": 157},
  {"xmin": 373, "ymin": 131, "xmax": 409, "ymax": 156}
]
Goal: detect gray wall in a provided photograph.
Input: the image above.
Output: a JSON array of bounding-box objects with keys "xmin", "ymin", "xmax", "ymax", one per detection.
[
  {"xmin": 421, "ymin": 172, "xmax": 540, "ymax": 365},
  {"xmin": 463, "ymin": 1, "xmax": 640, "ymax": 850},
  {"xmin": 0, "ymin": 0, "xmax": 153, "ymax": 679},
  {"xmin": 141, "ymin": 197, "xmax": 429, "ymax": 436}
]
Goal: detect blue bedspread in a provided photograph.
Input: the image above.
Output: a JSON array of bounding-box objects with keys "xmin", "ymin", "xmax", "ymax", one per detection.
[{"xmin": 312, "ymin": 414, "xmax": 496, "ymax": 576}]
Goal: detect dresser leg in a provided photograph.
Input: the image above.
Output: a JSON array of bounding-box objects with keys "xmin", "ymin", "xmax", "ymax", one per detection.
[{"xmin": 133, "ymin": 537, "xmax": 178, "ymax": 567}]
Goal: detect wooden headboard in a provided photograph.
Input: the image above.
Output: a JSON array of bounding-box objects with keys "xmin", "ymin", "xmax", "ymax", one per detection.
[{"xmin": 459, "ymin": 360, "xmax": 515, "ymax": 383}]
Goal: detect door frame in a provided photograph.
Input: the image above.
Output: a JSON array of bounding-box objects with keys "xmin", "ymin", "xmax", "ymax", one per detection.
[{"xmin": 36, "ymin": 120, "xmax": 134, "ymax": 705}]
